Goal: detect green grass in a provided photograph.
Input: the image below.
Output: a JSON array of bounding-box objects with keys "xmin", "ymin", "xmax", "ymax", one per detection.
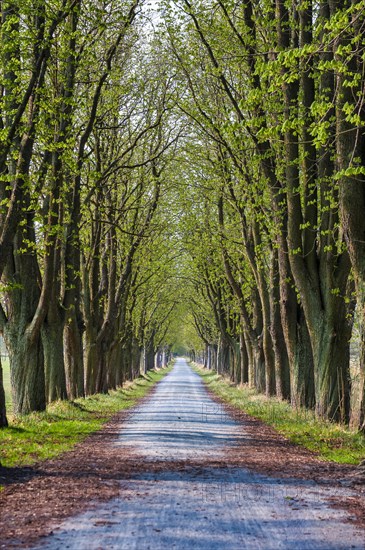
[
  {"xmin": 194, "ymin": 365, "xmax": 365, "ymax": 465},
  {"xmin": 0, "ymin": 365, "xmax": 172, "ymax": 471}
]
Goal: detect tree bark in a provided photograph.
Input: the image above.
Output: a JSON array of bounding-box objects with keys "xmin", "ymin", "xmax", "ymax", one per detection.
[
  {"xmin": 217, "ymin": 334, "xmax": 231, "ymax": 376},
  {"xmin": 84, "ymin": 325, "xmax": 101, "ymax": 395},
  {"xmin": 42, "ymin": 318, "xmax": 67, "ymax": 403},
  {"xmin": 3, "ymin": 219, "xmax": 47, "ymax": 415},
  {"xmin": 239, "ymin": 329, "xmax": 249, "ymax": 384},
  {"xmin": 0, "ymin": 357, "xmax": 8, "ymax": 427},
  {"xmin": 269, "ymin": 248, "xmax": 290, "ymax": 400},
  {"xmin": 64, "ymin": 313, "xmax": 84, "ymax": 399},
  {"xmin": 335, "ymin": 0, "xmax": 365, "ymax": 429},
  {"xmin": 5, "ymin": 329, "xmax": 45, "ymax": 415}
]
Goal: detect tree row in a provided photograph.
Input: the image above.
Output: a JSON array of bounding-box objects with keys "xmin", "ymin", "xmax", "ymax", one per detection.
[
  {"xmin": 0, "ymin": 0, "xmax": 179, "ymax": 423},
  {"xmin": 162, "ymin": 0, "xmax": 365, "ymax": 429}
]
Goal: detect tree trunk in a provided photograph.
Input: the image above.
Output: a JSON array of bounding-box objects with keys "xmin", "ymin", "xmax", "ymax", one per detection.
[
  {"xmin": 335, "ymin": 1, "xmax": 365, "ymax": 429},
  {"xmin": 217, "ymin": 334, "xmax": 231, "ymax": 375},
  {"xmin": 125, "ymin": 339, "xmax": 135, "ymax": 381},
  {"xmin": 64, "ymin": 194, "xmax": 84, "ymax": 399},
  {"xmin": 139, "ymin": 346, "xmax": 146, "ymax": 376},
  {"xmin": 251, "ymin": 225, "xmax": 276, "ymax": 396},
  {"xmin": 245, "ymin": 335, "xmax": 254, "ymax": 388},
  {"xmin": 96, "ymin": 348, "xmax": 109, "ymax": 394},
  {"xmin": 131, "ymin": 339, "xmax": 141, "ymax": 379},
  {"xmin": 203, "ymin": 344, "xmax": 208, "ymax": 369},
  {"xmin": 239, "ymin": 330, "xmax": 249, "ymax": 384},
  {"xmin": 145, "ymin": 345, "xmax": 155, "ymax": 372},
  {"xmin": 0, "ymin": 357, "xmax": 8, "ymax": 427},
  {"xmin": 252, "ymin": 341, "xmax": 265, "ymax": 393},
  {"xmin": 309, "ymin": 311, "xmax": 351, "ymax": 422},
  {"xmin": 206, "ymin": 345, "xmax": 213, "ymax": 370},
  {"xmin": 107, "ymin": 337, "xmax": 123, "ymax": 390},
  {"xmin": 292, "ymin": 312, "xmax": 315, "ymax": 409},
  {"xmin": 277, "ymin": 238, "xmax": 314, "ymax": 408},
  {"xmin": 64, "ymin": 313, "xmax": 84, "ymax": 399},
  {"xmin": 269, "ymin": 249, "xmax": 290, "ymax": 400},
  {"xmin": 3, "ymin": 227, "xmax": 47, "ymax": 415},
  {"xmin": 84, "ymin": 324, "xmax": 100, "ymax": 395},
  {"xmin": 357, "ymin": 304, "xmax": 365, "ymax": 430},
  {"xmin": 5, "ymin": 329, "xmax": 45, "ymax": 415},
  {"xmin": 262, "ymin": 302, "xmax": 276, "ymax": 397},
  {"xmin": 210, "ymin": 344, "xmax": 218, "ymax": 372},
  {"xmin": 234, "ymin": 341, "xmax": 241, "ymax": 385},
  {"xmin": 42, "ymin": 318, "xmax": 67, "ymax": 403},
  {"xmin": 350, "ymin": 285, "xmax": 365, "ymax": 429}
]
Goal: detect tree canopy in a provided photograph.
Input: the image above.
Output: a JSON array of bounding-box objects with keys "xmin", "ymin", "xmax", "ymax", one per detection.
[{"xmin": 1, "ymin": 0, "xmax": 365, "ymax": 431}]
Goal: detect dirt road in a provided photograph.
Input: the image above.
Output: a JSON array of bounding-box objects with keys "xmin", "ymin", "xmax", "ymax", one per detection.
[{"xmin": 32, "ymin": 358, "xmax": 364, "ymax": 549}]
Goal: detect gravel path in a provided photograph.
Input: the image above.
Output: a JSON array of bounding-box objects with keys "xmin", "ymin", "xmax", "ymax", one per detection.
[{"xmin": 34, "ymin": 358, "xmax": 364, "ymax": 550}]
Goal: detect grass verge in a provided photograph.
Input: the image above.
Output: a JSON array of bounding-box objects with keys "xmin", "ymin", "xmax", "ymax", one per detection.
[
  {"xmin": 0, "ymin": 365, "xmax": 172, "ymax": 472},
  {"xmin": 194, "ymin": 365, "xmax": 365, "ymax": 465}
]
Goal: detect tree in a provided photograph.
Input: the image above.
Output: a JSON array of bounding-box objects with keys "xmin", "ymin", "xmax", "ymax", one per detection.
[
  {"xmin": 0, "ymin": 356, "xmax": 7, "ymax": 427},
  {"xmin": 0, "ymin": 0, "xmax": 72, "ymax": 413},
  {"xmin": 333, "ymin": 0, "xmax": 365, "ymax": 429}
]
